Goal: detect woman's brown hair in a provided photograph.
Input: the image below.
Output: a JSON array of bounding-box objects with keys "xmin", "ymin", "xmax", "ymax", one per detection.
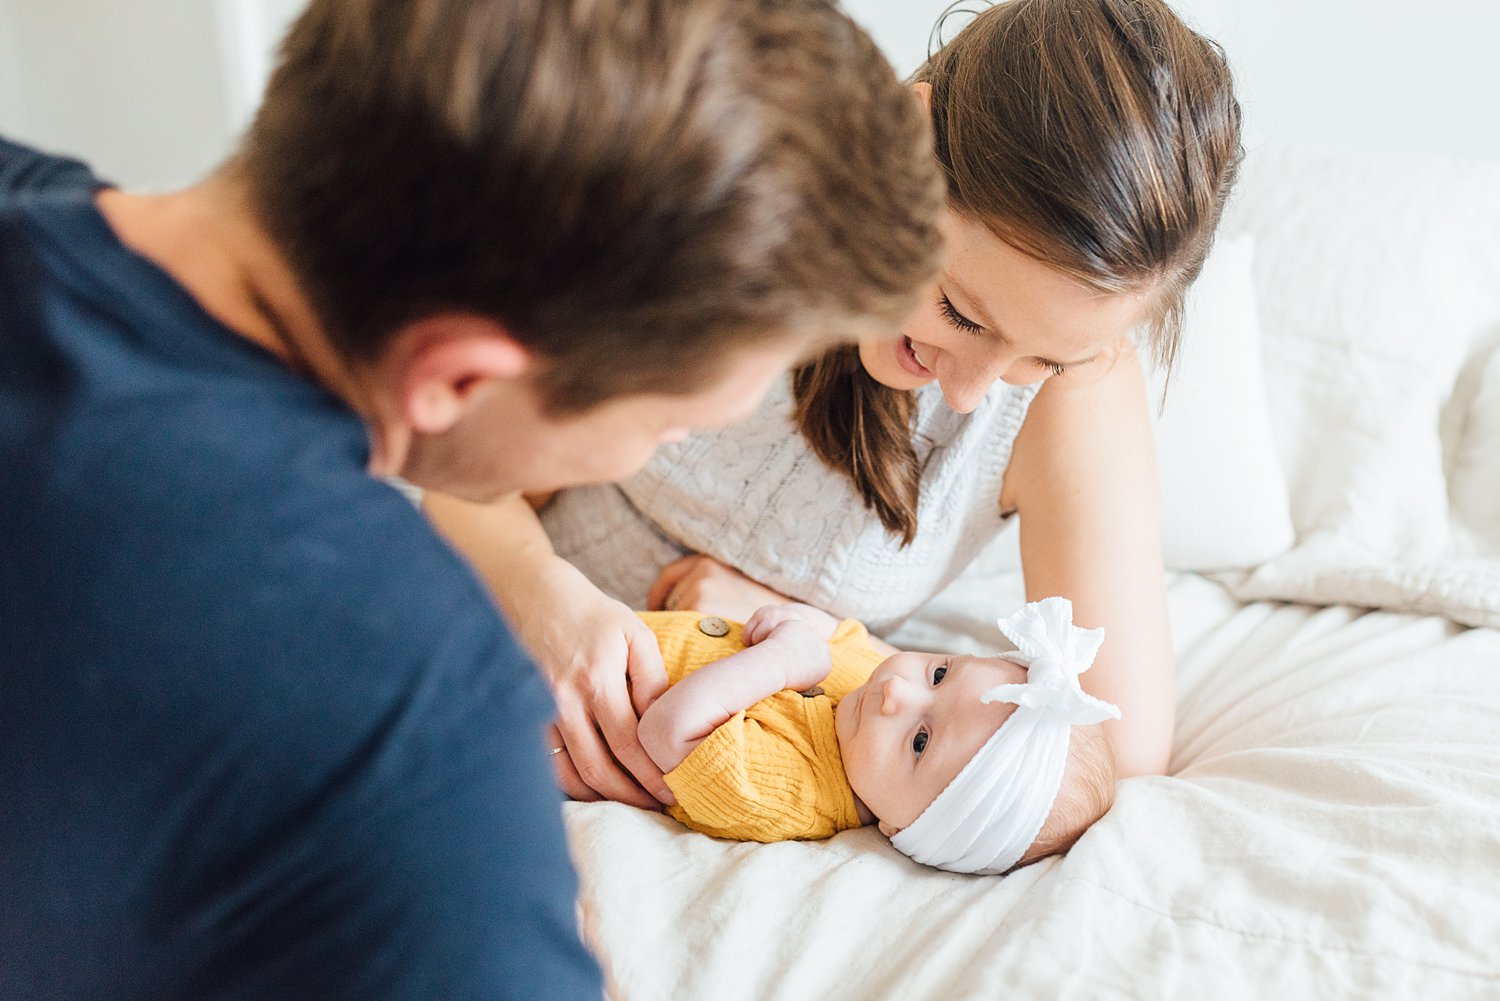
[{"xmin": 795, "ymin": 0, "xmax": 1244, "ymax": 544}]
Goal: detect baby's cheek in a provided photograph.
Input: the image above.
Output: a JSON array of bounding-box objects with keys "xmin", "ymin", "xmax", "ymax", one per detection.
[{"xmin": 844, "ymin": 752, "xmax": 899, "ymax": 821}]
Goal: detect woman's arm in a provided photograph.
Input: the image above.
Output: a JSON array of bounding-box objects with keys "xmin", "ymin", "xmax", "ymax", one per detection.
[
  {"xmin": 638, "ymin": 610, "xmax": 833, "ymax": 772},
  {"xmin": 423, "ymin": 490, "xmax": 674, "ymax": 808},
  {"xmin": 1001, "ymin": 343, "xmax": 1175, "ymax": 777}
]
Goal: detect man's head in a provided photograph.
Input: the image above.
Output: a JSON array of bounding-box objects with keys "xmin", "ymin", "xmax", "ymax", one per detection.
[{"xmin": 239, "ymin": 0, "xmax": 945, "ymax": 497}]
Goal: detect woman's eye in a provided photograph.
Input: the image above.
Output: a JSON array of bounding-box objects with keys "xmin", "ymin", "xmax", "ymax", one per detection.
[
  {"xmin": 912, "ymin": 728, "xmax": 929, "ymax": 756},
  {"xmin": 932, "ymin": 664, "xmax": 948, "ymax": 685},
  {"xmin": 1038, "ymin": 360, "xmax": 1068, "ymax": 377},
  {"xmin": 937, "ymin": 293, "xmax": 984, "ymax": 334}
]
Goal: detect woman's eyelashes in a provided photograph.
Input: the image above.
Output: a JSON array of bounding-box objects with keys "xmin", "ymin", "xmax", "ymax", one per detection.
[
  {"xmin": 939, "ymin": 292, "xmax": 1071, "ymax": 377},
  {"xmin": 937, "ymin": 293, "xmax": 984, "ymax": 334}
]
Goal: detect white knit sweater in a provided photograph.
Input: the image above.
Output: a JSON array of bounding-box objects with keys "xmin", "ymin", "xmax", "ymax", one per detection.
[{"xmin": 541, "ymin": 373, "xmax": 1039, "ymax": 636}]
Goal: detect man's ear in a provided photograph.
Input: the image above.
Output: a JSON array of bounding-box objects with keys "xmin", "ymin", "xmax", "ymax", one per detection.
[
  {"xmin": 877, "ymin": 819, "xmax": 903, "ymax": 839},
  {"xmin": 912, "ymin": 81, "xmax": 932, "ymax": 114},
  {"xmin": 392, "ymin": 315, "xmax": 533, "ymax": 435}
]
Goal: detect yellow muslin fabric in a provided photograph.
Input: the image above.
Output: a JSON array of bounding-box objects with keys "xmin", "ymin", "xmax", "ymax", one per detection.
[{"xmin": 638, "ymin": 611, "xmax": 887, "ymax": 842}]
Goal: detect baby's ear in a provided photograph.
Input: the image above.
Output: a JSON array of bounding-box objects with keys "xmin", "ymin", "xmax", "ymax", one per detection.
[{"xmin": 877, "ymin": 820, "xmax": 903, "ymax": 838}]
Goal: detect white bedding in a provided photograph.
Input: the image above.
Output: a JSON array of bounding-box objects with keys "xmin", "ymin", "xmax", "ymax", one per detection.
[
  {"xmin": 563, "ymin": 146, "xmax": 1500, "ymax": 998},
  {"xmin": 566, "ymin": 570, "xmax": 1500, "ymax": 999}
]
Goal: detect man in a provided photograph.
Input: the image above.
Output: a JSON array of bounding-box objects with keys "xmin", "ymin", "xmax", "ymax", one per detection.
[{"xmin": 0, "ymin": 0, "xmax": 942, "ymax": 997}]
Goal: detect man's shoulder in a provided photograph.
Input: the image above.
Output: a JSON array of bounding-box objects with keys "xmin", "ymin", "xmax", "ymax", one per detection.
[
  {"xmin": 0, "ymin": 136, "xmax": 95, "ymax": 222},
  {"xmin": 194, "ymin": 467, "xmax": 515, "ymax": 684}
]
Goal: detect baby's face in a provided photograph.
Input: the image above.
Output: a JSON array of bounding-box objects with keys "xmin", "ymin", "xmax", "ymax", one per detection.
[{"xmin": 835, "ymin": 651, "xmax": 1026, "ymax": 835}]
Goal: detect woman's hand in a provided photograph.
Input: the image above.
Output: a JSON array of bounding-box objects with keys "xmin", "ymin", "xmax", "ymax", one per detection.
[
  {"xmin": 647, "ymin": 554, "xmax": 792, "ymax": 622},
  {"xmin": 515, "ymin": 558, "xmax": 676, "ymax": 810}
]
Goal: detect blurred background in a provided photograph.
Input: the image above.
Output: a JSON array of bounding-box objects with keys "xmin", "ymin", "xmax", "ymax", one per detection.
[{"xmin": 0, "ymin": 0, "xmax": 1496, "ymax": 190}]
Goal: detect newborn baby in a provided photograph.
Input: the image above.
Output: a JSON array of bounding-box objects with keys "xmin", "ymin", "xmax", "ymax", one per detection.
[{"xmin": 633, "ymin": 597, "xmax": 1119, "ymax": 875}]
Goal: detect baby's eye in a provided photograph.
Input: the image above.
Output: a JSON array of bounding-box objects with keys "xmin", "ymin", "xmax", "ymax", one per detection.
[
  {"xmin": 932, "ymin": 662, "xmax": 948, "ymax": 686},
  {"xmin": 912, "ymin": 728, "xmax": 929, "ymax": 756}
]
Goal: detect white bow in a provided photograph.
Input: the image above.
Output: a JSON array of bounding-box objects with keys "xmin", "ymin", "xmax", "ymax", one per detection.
[{"xmin": 983, "ymin": 597, "xmax": 1120, "ymax": 726}]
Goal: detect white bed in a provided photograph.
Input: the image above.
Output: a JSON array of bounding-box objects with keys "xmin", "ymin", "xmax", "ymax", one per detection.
[{"xmin": 562, "ymin": 145, "xmax": 1500, "ymax": 999}]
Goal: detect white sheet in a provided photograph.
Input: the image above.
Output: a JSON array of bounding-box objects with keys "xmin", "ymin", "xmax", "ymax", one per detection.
[{"xmin": 565, "ymin": 570, "xmax": 1500, "ymax": 999}]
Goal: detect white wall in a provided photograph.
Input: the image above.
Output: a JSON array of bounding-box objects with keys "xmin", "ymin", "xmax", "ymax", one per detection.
[
  {"xmin": 0, "ymin": 0, "xmax": 21, "ymax": 133},
  {"xmin": 1185, "ymin": 0, "xmax": 1500, "ymax": 162},
  {"xmin": 0, "ymin": 0, "xmax": 239, "ymax": 189},
  {"xmin": 842, "ymin": 0, "xmax": 1500, "ymax": 163},
  {"xmin": 1, "ymin": 0, "xmax": 1495, "ymax": 190}
]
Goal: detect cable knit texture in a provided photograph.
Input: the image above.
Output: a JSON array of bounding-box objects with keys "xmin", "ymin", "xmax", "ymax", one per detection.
[{"xmin": 542, "ymin": 374, "xmax": 1039, "ymax": 636}]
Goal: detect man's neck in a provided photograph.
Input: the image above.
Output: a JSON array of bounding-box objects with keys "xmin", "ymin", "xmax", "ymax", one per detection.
[{"xmin": 95, "ymin": 173, "xmax": 408, "ymax": 476}]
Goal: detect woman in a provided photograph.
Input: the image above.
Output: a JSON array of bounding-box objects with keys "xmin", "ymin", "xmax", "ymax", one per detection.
[{"xmin": 428, "ymin": 0, "xmax": 1243, "ymax": 808}]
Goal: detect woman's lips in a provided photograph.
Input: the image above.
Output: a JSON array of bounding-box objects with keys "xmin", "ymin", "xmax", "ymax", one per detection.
[{"xmin": 897, "ymin": 335, "xmax": 935, "ymax": 378}]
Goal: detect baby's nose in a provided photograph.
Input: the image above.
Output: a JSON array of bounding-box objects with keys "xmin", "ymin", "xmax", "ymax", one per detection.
[{"xmin": 879, "ymin": 676, "xmax": 916, "ymax": 715}]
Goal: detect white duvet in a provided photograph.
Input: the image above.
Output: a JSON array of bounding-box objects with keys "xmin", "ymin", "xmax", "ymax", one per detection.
[
  {"xmin": 567, "ymin": 571, "xmax": 1500, "ymax": 999},
  {"xmin": 562, "ymin": 147, "xmax": 1500, "ymax": 998}
]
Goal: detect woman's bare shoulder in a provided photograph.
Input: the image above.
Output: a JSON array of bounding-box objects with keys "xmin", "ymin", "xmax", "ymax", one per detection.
[{"xmin": 1000, "ymin": 339, "xmax": 1151, "ymax": 515}]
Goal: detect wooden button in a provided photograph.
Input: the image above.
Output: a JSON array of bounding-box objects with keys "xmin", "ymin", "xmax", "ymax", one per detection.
[{"xmin": 696, "ymin": 616, "xmax": 731, "ymax": 637}]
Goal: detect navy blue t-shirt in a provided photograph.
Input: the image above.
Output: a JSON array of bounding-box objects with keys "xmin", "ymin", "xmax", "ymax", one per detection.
[{"xmin": 0, "ymin": 139, "xmax": 603, "ymax": 1000}]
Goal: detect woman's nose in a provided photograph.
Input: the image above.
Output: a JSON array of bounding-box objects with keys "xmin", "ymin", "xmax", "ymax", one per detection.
[
  {"xmin": 941, "ymin": 347, "xmax": 1027, "ymax": 412},
  {"xmin": 941, "ymin": 378, "xmax": 990, "ymax": 414}
]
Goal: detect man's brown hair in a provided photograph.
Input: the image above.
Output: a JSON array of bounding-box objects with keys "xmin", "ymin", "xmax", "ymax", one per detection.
[{"xmin": 241, "ymin": 0, "xmax": 945, "ymax": 412}]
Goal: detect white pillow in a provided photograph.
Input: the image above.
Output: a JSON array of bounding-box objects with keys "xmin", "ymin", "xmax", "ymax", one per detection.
[
  {"xmin": 1211, "ymin": 145, "xmax": 1500, "ymax": 628},
  {"xmin": 1147, "ymin": 233, "xmax": 1295, "ymax": 571},
  {"xmin": 968, "ymin": 234, "xmax": 1294, "ymax": 578}
]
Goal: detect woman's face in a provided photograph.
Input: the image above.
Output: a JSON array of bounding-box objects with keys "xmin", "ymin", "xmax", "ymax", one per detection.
[{"xmin": 859, "ymin": 210, "xmax": 1151, "ymax": 413}]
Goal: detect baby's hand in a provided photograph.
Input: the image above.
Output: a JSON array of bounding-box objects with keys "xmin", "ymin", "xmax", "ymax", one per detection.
[
  {"xmin": 741, "ymin": 603, "xmax": 842, "ymax": 645},
  {"xmin": 742, "ymin": 604, "xmax": 834, "ymax": 692}
]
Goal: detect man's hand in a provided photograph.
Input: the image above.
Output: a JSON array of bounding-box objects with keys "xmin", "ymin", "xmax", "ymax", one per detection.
[{"xmin": 519, "ymin": 559, "xmax": 675, "ymax": 809}]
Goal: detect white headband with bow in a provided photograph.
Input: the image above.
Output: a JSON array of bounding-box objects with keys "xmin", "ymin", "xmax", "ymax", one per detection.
[{"xmin": 889, "ymin": 597, "xmax": 1120, "ymax": 875}]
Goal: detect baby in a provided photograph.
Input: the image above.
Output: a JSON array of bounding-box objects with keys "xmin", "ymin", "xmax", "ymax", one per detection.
[{"xmin": 635, "ymin": 596, "xmax": 1119, "ymax": 875}]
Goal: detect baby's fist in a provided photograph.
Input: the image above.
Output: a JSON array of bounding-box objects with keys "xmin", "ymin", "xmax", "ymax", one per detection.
[
  {"xmin": 742, "ymin": 605, "xmax": 834, "ymax": 692},
  {"xmin": 741, "ymin": 603, "xmax": 842, "ymax": 646}
]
